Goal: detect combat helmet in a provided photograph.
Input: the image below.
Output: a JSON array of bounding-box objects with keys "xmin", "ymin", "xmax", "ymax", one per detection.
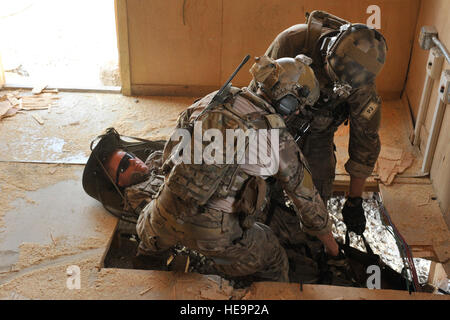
[
  {"xmin": 249, "ymin": 54, "xmax": 320, "ymax": 116},
  {"xmin": 82, "ymin": 127, "xmax": 166, "ymax": 222},
  {"xmin": 324, "ymin": 23, "xmax": 387, "ymax": 90}
]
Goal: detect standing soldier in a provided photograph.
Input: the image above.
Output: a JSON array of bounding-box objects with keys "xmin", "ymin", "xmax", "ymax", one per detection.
[{"xmin": 251, "ymin": 11, "xmax": 388, "ymax": 235}]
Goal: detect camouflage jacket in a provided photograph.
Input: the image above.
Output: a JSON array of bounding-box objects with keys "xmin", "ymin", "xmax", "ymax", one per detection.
[
  {"xmin": 124, "ymin": 151, "xmax": 165, "ymax": 212},
  {"xmin": 157, "ymin": 87, "xmax": 332, "ymax": 236},
  {"xmin": 259, "ymin": 22, "xmax": 381, "ymax": 179}
]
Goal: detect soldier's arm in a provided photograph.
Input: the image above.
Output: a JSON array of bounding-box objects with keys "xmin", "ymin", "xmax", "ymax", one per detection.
[
  {"xmin": 274, "ymin": 129, "xmax": 338, "ymax": 255},
  {"xmin": 344, "ymin": 86, "xmax": 382, "ymax": 196},
  {"xmin": 274, "ymin": 129, "xmax": 333, "ymax": 237}
]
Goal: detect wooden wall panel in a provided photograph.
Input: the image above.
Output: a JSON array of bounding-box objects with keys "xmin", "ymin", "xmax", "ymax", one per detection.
[
  {"xmin": 126, "ymin": 0, "xmax": 222, "ymax": 86},
  {"xmin": 405, "ymin": 0, "xmax": 450, "ymax": 120},
  {"xmin": 221, "ymin": 0, "xmax": 420, "ymax": 97},
  {"xmin": 430, "ymin": 109, "xmax": 450, "ymax": 215},
  {"xmin": 120, "ymin": 0, "xmax": 420, "ymax": 97},
  {"xmin": 403, "ymin": 0, "xmax": 450, "ymax": 215}
]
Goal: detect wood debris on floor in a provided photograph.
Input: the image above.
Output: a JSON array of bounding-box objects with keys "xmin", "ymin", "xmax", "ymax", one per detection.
[
  {"xmin": 375, "ymin": 145, "xmax": 415, "ymax": 185},
  {"xmin": 0, "ymin": 94, "xmax": 20, "ymax": 120},
  {"xmin": 0, "ymin": 90, "xmax": 59, "ymax": 122},
  {"xmin": 31, "ymin": 83, "xmax": 48, "ymax": 95}
]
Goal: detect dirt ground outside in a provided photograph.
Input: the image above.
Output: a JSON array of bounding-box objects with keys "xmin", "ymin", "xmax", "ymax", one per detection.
[{"xmin": 0, "ymin": 0, "xmax": 119, "ymax": 87}]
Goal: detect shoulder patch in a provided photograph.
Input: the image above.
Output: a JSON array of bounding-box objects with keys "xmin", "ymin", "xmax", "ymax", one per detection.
[
  {"xmin": 360, "ymin": 100, "xmax": 379, "ymax": 120},
  {"xmin": 264, "ymin": 114, "xmax": 286, "ymax": 129}
]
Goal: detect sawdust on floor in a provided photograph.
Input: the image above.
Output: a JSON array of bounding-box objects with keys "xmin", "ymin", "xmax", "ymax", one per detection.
[
  {"xmin": 0, "ymin": 253, "xmax": 248, "ymax": 300},
  {"xmin": 0, "ymin": 255, "xmax": 101, "ymax": 299},
  {"xmin": 0, "ymin": 163, "xmax": 79, "ymax": 230},
  {"xmin": 13, "ymin": 236, "xmax": 106, "ymax": 271},
  {"xmin": 0, "ymin": 90, "xmax": 194, "ymax": 230},
  {"xmin": 110, "ymin": 96, "xmax": 190, "ymax": 141},
  {"xmin": 0, "ymin": 90, "xmax": 192, "ymax": 163}
]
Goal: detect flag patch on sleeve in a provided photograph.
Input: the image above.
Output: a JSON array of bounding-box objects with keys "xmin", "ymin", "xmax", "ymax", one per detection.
[{"xmin": 360, "ymin": 100, "xmax": 379, "ymax": 120}]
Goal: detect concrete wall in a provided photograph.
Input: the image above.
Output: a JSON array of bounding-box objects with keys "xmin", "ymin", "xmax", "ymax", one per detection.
[
  {"xmin": 116, "ymin": 0, "xmax": 420, "ymax": 98},
  {"xmin": 403, "ymin": 0, "xmax": 450, "ymax": 216}
]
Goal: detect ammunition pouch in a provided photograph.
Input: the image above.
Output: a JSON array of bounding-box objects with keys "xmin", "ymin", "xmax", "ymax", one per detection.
[
  {"xmin": 155, "ymin": 194, "xmax": 224, "ymax": 241},
  {"xmin": 236, "ymin": 176, "xmax": 268, "ymax": 230},
  {"xmin": 165, "ymin": 163, "xmax": 239, "ymax": 207}
]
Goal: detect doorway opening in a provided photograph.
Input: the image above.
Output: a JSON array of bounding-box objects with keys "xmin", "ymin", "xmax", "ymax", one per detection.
[{"xmin": 0, "ymin": 0, "xmax": 120, "ymax": 89}]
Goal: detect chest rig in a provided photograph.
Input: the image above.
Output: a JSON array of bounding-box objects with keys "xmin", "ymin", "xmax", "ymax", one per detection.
[{"xmin": 161, "ymin": 88, "xmax": 283, "ymax": 211}]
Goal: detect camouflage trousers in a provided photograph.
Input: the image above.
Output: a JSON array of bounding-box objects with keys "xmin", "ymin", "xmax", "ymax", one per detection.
[
  {"xmin": 136, "ymin": 189, "xmax": 289, "ymax": 282},
  {"xmin": 299, "ymin": 129, "xmax": 336, "ymax": 204}
]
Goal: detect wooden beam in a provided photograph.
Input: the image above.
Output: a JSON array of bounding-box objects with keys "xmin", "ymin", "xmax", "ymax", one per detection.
[
  {"xmin": 131, "ymin": 84, "xmax": 217, "ymax": 97},
  {"xmin": 115, "ymin": 0, "xmax": 132, "ymax": 96},
  {"xmin": 0, "ymin": 53, "xmax": 5, "ymax": 88},
  {"xmin": 3, "ymin": 83, "xmax": 121, "ymax": 94},
  {"xmin": 427, "ymin": 262, "xmax": 449, "ymax": 293},
  {"xmin": 333, "ymin": 175, "xmax": 379, "ymax": 193},
  {"xmin": 242, "ymin": 281, "xmax": 448, "ymax": 300}
]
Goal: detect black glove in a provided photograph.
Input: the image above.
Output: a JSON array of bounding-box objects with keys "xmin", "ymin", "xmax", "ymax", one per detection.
[{"xmin": 342, "ymin": 196, "xmax": 366, "ymax": 235}]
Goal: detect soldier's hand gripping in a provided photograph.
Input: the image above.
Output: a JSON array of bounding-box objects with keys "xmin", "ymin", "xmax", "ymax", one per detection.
[
  {"xmin": 342, "ymin": 196, "xmax": 366, "ymax": 235},
  {"xmin": 325, "ymin": 242, "xmax": 358, "ymax": 286}
]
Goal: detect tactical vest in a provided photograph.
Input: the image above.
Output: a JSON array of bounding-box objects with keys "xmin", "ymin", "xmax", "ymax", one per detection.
[
  {"xmin": 124, "ymin": 173, "xmax": 164, "ymax": 212},
  {"xmin": 161, "ymin": 88, "xmax": 284, "ymax": 216}
]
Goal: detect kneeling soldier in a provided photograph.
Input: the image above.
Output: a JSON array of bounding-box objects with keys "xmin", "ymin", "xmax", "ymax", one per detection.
[{"xmin": 97, "ymin": 55, "xmax": 343, "ymax": 282}]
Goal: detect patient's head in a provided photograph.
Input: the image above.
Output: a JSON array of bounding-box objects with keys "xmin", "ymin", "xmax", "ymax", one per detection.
[{"xmin": 104, "ymin": 150, "xmax": 149, "ymax": 187}]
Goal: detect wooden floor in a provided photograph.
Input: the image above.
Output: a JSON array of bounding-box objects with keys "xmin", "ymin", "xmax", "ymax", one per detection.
[{"xmin": 0, "ymin": 90, "xmax": 448, "ymax": 299}]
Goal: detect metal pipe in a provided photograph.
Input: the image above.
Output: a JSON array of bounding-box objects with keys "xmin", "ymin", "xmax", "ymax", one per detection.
[{"xmin": 432, "ymin": 36, "xmax": 450, "ymax": 64}]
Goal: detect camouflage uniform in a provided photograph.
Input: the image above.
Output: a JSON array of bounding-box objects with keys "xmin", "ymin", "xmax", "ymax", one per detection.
[
  {"xmin": 251, "ymin": 12, "xmax": 383, "ymax": 202},
  {"xmin": 122, "ymin": 151, "xmax": 163, "ymax": 211},
  {"xmin": 135, "ymin": 87, "xmax": 332, "ymax": 282}
]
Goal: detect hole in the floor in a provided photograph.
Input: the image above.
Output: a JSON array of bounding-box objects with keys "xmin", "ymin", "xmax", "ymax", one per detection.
[{"xmin": 103, "ymin": 192, "xmax": 441, "ymax": 292}]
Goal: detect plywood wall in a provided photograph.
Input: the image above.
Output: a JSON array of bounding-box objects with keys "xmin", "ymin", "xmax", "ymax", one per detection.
[
  {"xmin": 0, "ymin": 54, "xmax": 5, "ymax": 88},
  {"xmin": 403, "ymin": 0, "xmax": 450, "ymax": 216},
  {"xmin": 116, "ymin": 0, "xmax": 420, "ymax": 98}
]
